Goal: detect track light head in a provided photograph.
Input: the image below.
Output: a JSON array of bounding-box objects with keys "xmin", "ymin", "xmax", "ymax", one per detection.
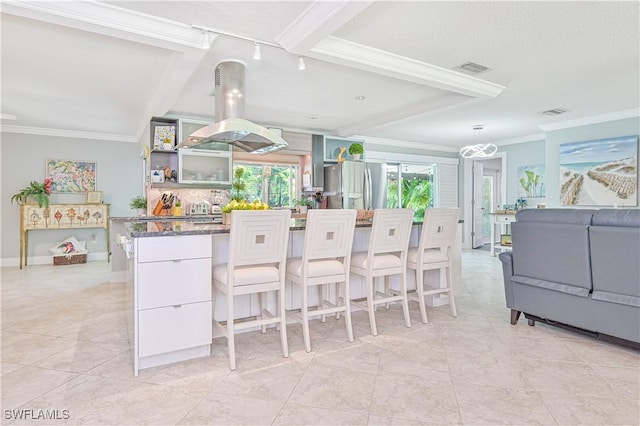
[{"xmin": 252, "ymin": 42, "xmax": 261, "ymax": 60}]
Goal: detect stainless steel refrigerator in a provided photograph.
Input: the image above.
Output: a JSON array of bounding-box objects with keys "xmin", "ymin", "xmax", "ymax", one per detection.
[{"xmin": 323, "ymin": 162, "xmax": 387, "ymax": 209}]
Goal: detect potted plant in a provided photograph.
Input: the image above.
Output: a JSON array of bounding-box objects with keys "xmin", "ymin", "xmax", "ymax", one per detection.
[
  {"xmin": 295, "ymin": 197, "xmax": 313, "ymax": 214},
  {"xmin": 129, "ymin": 195, "xmax": 147, "ymax": 216},
  {"xmin": 11, "ymin": 179, "xmax": 52, "ymax": 208},
  {"xmin": 221, "ymin": 199, "xmax": 269, "ymax": 225},
  {"xmin": 231, "ymin": 166, "xmax": 247, "ymax": 201},
  {"xmin": 348, "ymin": 142, "xmax": 364, "ymax": 160}
]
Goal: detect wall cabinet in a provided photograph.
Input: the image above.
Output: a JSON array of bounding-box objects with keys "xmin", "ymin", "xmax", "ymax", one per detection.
[
  {"xmin": 178, "ymin": 147, "xmax": 232, "ymax": 185},
  {"xmin": 147, "ymin": 117, "xmax": 232, "ymax": 189}
]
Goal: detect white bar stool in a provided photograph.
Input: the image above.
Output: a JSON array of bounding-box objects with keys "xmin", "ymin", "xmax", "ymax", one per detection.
[
  {"xmin": 350, "ymin": 208, "xmax": 414, "ymax": 336},
  {"xmin": 407, "ymin": 208, "xmax": 460, "ymax": 323},
  {"xmin": 286, "ymin": 209, "xmax": 357, "ymax": 352},
  {"xmin": 212, "ymin": 209, "xmax": 291, "ymax": 370}
]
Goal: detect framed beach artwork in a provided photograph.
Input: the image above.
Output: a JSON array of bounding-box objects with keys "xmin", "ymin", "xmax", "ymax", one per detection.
[
  {"xmin": 46, "ymin": 160, "xmax": 97, "ymax": 193},
  {"xmin": 559, "ymin": 135, "xmax": 638, "ymax": 206},
  {"xmin": 518, "ymin": 164, "xmax": 545, "ymax": 198}
]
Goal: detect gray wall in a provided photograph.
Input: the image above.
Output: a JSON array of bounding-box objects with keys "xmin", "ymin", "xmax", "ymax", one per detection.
[
  {"xmin": 1, "ymin": 133, "xmax": 141, "ymax": 262},
  {"xmin": 499, "ymin": 140, "xmax": 546, "ymax": 205},
  {"xmin": 545, "ymin": 117, "xmax": 639, "ymax": 207}
]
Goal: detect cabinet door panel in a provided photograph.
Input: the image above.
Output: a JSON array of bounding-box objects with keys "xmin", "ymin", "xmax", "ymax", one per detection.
[
  {"xmin": 138, "ymin": 301, "xmax": 212, "ymax": 357},
  {"xmin": 138, "ymin": 258, "xmax": 211, "ymax": 309},
  {"xmin": 137, "ymin": 235, "xmax": 211, "ymax": 263}
]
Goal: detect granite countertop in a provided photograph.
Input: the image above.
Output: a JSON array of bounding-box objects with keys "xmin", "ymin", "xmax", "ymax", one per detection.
[
  {"xmin": 125, "ymin": 216, "xmax": 463, "ymax": 238},
  {"xmin": 125, "ymin": 219, "xmax": 376, "ymax": 237}
]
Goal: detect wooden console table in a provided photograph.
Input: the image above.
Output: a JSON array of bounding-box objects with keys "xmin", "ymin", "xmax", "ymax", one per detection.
[{"xmin": 19, "ymin": 203, "xmax": 110, "ymax": 269}]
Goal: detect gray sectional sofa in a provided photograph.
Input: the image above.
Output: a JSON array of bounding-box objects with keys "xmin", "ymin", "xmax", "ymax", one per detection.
[{"xmin": 499, "ymin": 208, "xmax": 640, "ymax": 345}]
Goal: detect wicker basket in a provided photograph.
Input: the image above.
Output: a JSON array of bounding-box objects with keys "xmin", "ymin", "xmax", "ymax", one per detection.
[
  {"xmin": 356, "ymin": 209, "xmax": 375, "ymax": 221},
  {"xmin": 53, "ymin": 253, "xmax": 87, "ymax": 266}
]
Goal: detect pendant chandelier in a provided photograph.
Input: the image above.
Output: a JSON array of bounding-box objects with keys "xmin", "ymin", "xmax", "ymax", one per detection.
[{"xmin": 460, "ymin": 125, "xmax": 497, "ymax": 159}]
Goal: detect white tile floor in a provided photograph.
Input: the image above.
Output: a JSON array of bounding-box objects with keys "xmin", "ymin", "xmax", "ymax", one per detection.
[{"xmin": 2, "ymin": 251, "xmax": 638, "ymax": 425}]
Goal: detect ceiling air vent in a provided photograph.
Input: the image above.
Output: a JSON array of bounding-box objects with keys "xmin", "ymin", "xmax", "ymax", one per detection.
[
  {"xmin": 455, "ymin": 62, "xmax": 491, "ymax": 74},
  {"xmin": 542, "ymin": 108, "xmax": 568, "ymax": 116}
]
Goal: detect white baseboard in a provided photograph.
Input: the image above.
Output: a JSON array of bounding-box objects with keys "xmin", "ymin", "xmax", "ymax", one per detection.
[{"xmin": 0, "ymin": 252, "xmax": 108, "ymax": 268}]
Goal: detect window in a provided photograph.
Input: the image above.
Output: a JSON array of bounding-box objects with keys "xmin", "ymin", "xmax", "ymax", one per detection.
[
  {"xmin": 233, "ymin": 163, "xmax": 298, "ymax": 208},
  {"xmin": 386, "ymin": 163, "xmax": 436, "ymax": 219}
]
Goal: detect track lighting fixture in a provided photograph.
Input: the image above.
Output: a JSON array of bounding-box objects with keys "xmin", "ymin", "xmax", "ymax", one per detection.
[{"xmin": 252, "ymin": 42, "xmax": 261, "ymax": 60}]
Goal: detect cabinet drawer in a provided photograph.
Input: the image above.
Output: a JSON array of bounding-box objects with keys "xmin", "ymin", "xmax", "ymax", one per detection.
[
  {"xmin": 138, "ymin": 301, "xmax": 212, "ymax": 358},
  {"xmin": 495, "ymin": 214, "xmax": 516, "ymax": 224},
  {"xmin": 137, "ymin": 235, "xmax": 211, "ymax": 263},
  {"xmin": 137, "ymin": 258, "xmax": 211, "ymax": 309}
]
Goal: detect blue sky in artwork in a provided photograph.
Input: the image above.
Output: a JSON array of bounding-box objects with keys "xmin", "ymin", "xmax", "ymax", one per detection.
[{"xmin": 560, "ymin": 135, "xmax": 638, "ymax": 164}]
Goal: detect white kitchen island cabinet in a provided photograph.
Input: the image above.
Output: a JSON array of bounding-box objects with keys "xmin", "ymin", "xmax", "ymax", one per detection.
[
  {"xmin": 124, "ymin": 217, "xmax": 462, "ymax": 374},
  {"xmin": 127, "ymin": 234, "xmax": 212, "ymax": 376}
]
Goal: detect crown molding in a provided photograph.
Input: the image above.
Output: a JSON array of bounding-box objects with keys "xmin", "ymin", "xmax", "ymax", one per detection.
[
  {"xmin": 538, "ymin": 108, "xmax": 640, "ymax": 132},
  {"xmin": 276, "ymin": 1, "xmax": 374, "ymax": 53},
  {"xmin": 310, "ymin": 36, "xmax": 506, "ymax": 99},
  {"xmin": 1, "ymin": 0, "xmax": 203, "ymax": 50},
  {"xmin": 1, "ymin": 125, "xmax": 138, "ymax": 143}
]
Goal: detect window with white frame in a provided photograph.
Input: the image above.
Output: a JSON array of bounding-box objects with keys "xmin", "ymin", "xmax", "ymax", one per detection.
[{"xmin": 233, "ymin": 162, "xmax": 298, "ymax": 208}]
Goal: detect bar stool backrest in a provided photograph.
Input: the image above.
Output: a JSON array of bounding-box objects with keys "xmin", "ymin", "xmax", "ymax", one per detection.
[
  {"xmin": 303, "ymin": 209, "xmax": 357, "ymax": 262},
  {"xmin": 368, "ymin": 209, "xmax": 414, "ymax": 256},
  {"xmin": 229, "ymin": 210, "xmax": 291, "ymax": 271},
  {"xmin": 419, "ymin": 208, "xmax": 460, "ymax": 254}
]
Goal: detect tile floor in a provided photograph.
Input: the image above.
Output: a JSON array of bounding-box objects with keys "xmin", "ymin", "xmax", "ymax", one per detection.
[{"xmin": 1, "ymin": 251, "xmax": 638, "ymax": 425}]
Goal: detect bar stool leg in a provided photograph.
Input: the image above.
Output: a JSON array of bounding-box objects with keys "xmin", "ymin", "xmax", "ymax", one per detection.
[
  {"xmin": 343, "ymin": 280, "xmax": 354, "ymax": 342},
  {"xmin": 366, "ymin": 273, "xmax": 378, "ymax": 336},
  {"xmin": 416, "ymin": 268, "xmax": 428, "ymax": 324},
  {"xmin": 301, "ymin": 280, "xmax": 311, "ymax": 353},
  {"xmin": 446, "ymin": 265, "xmax": 458, "ymax": 318},
  {"xmin": 260, "ymin": 292, "xmax": 268, "ymax": 333},
  {"xmin": 279, "ymin": 287, "xmax": 289, "ymax": 358},
  {"xmin": 227, "ymin": 292, "xmax": 237, "ymax": 371},
  {"xmin": 384, "ymin": 276, "xmax": 391, "ymax": 310},
  {"xmin": 401, "ymin": 271, "xmax": 411, "ymax": 328}
]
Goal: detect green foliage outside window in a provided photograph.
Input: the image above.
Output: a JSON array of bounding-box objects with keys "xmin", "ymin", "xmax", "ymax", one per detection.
[{"xmin": 386, "ymin": 176, "xmax": 433, "ymax": 219}]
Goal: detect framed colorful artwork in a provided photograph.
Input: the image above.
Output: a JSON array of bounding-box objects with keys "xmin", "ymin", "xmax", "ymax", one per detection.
[
  {"xmin": 46, "ymin": 160, "xmax": 97, "ymax": 193},
  {"xmin": 517, "ymin": 164, "xmax": 545, "ymax": 198},
  {"xmin": 559, "ymin": 135, "xmax": 637, "ymax": 206}
]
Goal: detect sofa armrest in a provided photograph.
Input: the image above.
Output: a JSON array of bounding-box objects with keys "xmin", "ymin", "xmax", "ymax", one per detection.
[{"xmin": 499, "ymin": 251, "xmax": 515, "ymax": 309}]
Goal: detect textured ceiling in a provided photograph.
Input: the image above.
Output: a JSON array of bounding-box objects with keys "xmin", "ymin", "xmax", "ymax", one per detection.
[{"xmin": 1, "ymin": 1, "xmax": 638, "ymax": 149}]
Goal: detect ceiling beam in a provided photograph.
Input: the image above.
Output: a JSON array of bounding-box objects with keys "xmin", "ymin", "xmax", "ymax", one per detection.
[
  {"xmin": 311, "ymin": 37, "xmax": 506, "ymax": 99},
  {"xmin": 276, "ymin": 1, "xmax": 374, "ymax": 53}
]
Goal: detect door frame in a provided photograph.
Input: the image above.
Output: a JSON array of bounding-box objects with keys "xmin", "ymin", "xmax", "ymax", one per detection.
[{"xmin": 463, "ymin": 151, "xmax": 507, "ymax": 250}]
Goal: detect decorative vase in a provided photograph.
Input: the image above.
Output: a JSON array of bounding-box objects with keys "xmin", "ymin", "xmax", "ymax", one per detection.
[
  {"xmin": 351, "ymin": 154, "xmax": 361, "ymax": 161},
  {"xmin": 299, "ymin": 206, "xmax": 308, "ymax": 214},
  {"xmin": 163, "ymin": 142, "xmax": 173, "ymax": 151},
  {"xmin": 223, "ymin": 212, "xmax": 231, "ymax": 226},
  {"xmin": 137, "ymin": 209, "xmax": 146, "ymax": 217}
]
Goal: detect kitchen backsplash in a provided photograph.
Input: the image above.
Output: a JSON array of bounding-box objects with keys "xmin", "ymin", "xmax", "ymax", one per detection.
[{"xmin": 146, "ymin": 187, "xmax": 230, "ymax": 216}]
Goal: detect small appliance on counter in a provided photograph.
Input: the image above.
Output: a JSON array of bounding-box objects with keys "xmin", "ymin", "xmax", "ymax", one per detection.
[{"xmin": 189, "ymin": 200, "xmax": 211, "ymax": 215}]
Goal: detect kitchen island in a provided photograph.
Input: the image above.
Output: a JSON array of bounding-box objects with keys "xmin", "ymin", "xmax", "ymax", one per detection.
[{"xmin": 120, "ymin": 215, "xmax": 462, "ymax": 374}]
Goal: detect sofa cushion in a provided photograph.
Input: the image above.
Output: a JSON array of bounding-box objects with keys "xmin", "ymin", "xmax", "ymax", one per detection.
[
  {"xmin": 512, "ymin": 221, "xmax": 592, "ymax": 291},
  {"xmin": 592, "ymin": 290, "xmax": 640, "ymax": 308},
  {"xmin": 515, "ymin": 208, "xmax": 597, "ymax": 225},
  {"xmin": 592, "ymin": 208, "xmax": 640, "ymax": 227},
  {"xmin": 512, "ymin": 275, "xmax": 590, "ymax": 297},
  {"xmin": 590, "ymin": 226, "xmax": 640, "ymax": 298}
]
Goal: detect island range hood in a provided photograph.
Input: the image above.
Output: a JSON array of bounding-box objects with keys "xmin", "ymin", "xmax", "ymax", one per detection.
[{"xmin": 176, "ymin": 60, "xmax": 288, "ymax": 154}]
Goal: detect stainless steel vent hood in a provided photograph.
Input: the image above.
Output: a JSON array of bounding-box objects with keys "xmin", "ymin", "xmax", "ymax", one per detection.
[{"xmin": 177, "ymin": 61, "xmax": 288, "ymax": 154}]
